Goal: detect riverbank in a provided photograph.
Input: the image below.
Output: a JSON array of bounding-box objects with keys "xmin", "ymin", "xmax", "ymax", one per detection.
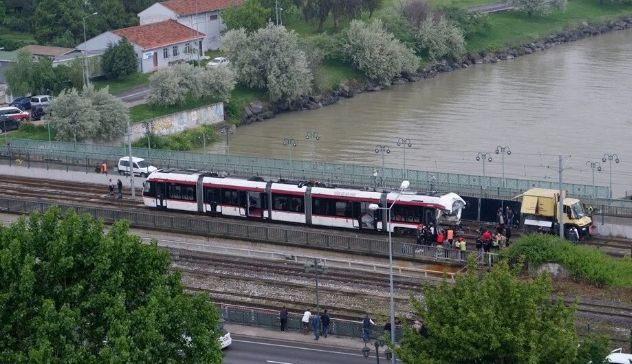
[{"xmin": 240, "ymin": 13, "xmax": 632, "ymax": 124}]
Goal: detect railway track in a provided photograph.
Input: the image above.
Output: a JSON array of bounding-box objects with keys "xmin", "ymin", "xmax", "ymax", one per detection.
[{"xmin": 3, "ymin": 174, "xmax": 632, "ymax": 258}]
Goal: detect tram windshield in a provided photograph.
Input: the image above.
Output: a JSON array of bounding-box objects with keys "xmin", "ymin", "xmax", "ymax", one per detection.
[{"xmin": 570, "ymin": 202, "xmax": 586, "ymax": 219}]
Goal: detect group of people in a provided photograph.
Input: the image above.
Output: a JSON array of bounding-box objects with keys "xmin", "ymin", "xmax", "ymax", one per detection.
[
  {"xmin": 415, "ymin": 224, "xmax": 468, "ymax": 256},
  {"xmin": 108, "ymin": 179, "xmax": 124, "ymax": 199},
  {"xmin": 283, "ymin": 308, "xmax": 331, "ymax": 341},
  {"xmin": 475, "ymin": 206, "xmax": 516, "ymax": 253}
]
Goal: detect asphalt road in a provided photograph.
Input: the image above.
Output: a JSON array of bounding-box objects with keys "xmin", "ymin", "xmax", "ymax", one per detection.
[{"xmin": 223, "ymin": 336, "xmax": 393, "ymax": 364}]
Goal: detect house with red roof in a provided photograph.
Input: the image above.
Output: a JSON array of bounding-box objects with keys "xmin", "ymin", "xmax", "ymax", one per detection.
[
  {"xmin": 75, "ymin": 20, "xmax": 205, "ymax": 74},
  {"xmin": 139, "ymin": 0, "xmax": 243, "ymax": 51}
]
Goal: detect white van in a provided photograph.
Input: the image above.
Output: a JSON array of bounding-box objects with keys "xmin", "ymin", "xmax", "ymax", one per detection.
[
  {"xmin": 606, "ymin": 348, "xmax": 632, "ymax": 364},
  {"xmin": 117, "ymin": 156, "xmax": 157, "ymax": 177}
]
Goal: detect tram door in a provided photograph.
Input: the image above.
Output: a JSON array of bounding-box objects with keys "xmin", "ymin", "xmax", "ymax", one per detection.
[
  {"xmin": 356, "ymin": 202, "xmax": 377, "ymax": 230},
  {"xmin": 155, "ymin": 182, "xmax": 167, "ymax": 208},
  {"xmin": 247, "ymin": 191, "xmax": 263, "ymax": 218}
]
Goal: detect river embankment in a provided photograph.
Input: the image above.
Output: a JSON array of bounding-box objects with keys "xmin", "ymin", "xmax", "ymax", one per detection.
[{"xmin": 240, "ymin": 16, "xmax": 632, "ymax": 124}]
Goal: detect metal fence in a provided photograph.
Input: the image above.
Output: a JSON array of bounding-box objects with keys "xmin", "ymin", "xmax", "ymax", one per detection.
[
  {"xmin": 220, "ymin": 304, "xmax": 399, "ymax": 342},
  {"xmin": 3, "ymin": 139, "xmax": 611, "ymax": 201},
  {"xmin": 0, "ymin": 197, "xmax": 500, "ymax": 266}
]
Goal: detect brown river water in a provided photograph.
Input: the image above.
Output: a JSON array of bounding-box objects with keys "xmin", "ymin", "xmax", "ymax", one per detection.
[{"xmin": 207, "ymin": 29, "xmax": 632, "ymax": 196}]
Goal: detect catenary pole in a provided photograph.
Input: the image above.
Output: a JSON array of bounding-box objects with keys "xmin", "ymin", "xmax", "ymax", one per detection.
[{"xmin": 558, "ymin": 155, "xmax": 563, "ymax": 238}]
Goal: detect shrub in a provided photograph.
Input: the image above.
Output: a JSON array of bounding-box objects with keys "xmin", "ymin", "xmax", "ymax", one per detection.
[
  {"xmin": 503, "ymin": 234, "xmax": 632, "ymax": 287},
  {"xmin": 439, "ymin": 6, "xmax": 490, "ymax": 39},
  {"xmin": 414, "ymin": 16, "xmax": 466, "ymax": 61},
  {"xmin": 511, "ymin": 0, "xmax": 553, "ymax": 16},
  {"xmin": 101, "ymin": 38, "xmax": 138, "ymax": 80},
  {"xmin": 342, "ymin": 19, "xmax": 419, "ymax": 85}
]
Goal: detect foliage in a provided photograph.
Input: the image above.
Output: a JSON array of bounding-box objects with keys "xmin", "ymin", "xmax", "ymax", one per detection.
[
  {"xmin": 397, "ymin": 259, "xmax": 578, "ymax": 364},
  {"xmin": 50, "ymin": 86, "xmax": 128, "ymax": 142},
  {"xmin": 439, "ymin": 6, "xmax": 490, "ymax": 39},
  {"xmin": 399, "ymin": 0, "xmax": 434, "ymax": 29},
  {"xmin": 148, "ymin": 64, "xmax": 236, "ymax": 106},
  {"xmin": 300, "ymin": 33, "xmax": 344, "ymax": 62},
  {"xmin": 299, "ymin": 0, "xmax": 378, "ymax": 30},
  {"xmin": 414, "ymin": 16, "xmax": 466, "ymax": 61},
  {"xmin": 33, "ymin": 0, "xmax": 84, "ymax": 47},
  {"xmin": 377, "ymin": 7, "xmax": 417, "ymax": 50},
  {"xmin": 222, "ymin": 0, "xmax": 269, "ymax": 31},
  {"xmin": 5, "ymin": 51, "xmax": 84, "ymax": 96},
  {"xmin": 133, "ymin": 124, "xmax": 217, "ymax": 151},
  {"xmin": 102, "ymin": 38, "xmax": 138, "ymax": 80},
  {"xmin": 222, "ymin": 24, "xmax": 312, "ymax": 101},
  {"xmin": 0, "ymin": 208, "xmax": 222, "ymax": 363},
  {"xmin": 502, "ymin": 234, "xmax": 632, "ymax": 287},
  {"xmin": 342, "ymin": 19, "xmax": 419, "ymax": 85},
  {"xmin": 5, "ymin": 50, "xmax": 34, "ymax": 96},
  {"xmin": 511, "ymin": 0, "xmax": 554, "ymax": 16},
  {"xmin": 575, "ymin": 333, "xmax": 611, "ymax": 364}
]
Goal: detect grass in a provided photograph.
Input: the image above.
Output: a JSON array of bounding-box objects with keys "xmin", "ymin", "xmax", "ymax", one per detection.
[
  {"xmin": 129, "ymin": 96, "xmax": 231, "ymax": 123},
  {"xmin": 92, "ymin": 73, "xmax": 151, "ymax": 96},
  {"xmin": 0, "ymin": 27, "xmax": 36, "ymax": 43},
  {"xmin": 6, "ymin": 124, "xmax": 54, "ymax": 141},
  {"xmin": 466, "ymin": 0, "xmax": 632, "ymax": 52},
  {"xmin": 225, "ymin": 86, "xmax": 267, "ymax": 123},
  {"xmin": 314, "ymin": 60, "xmax": 363, "ymax": 92}
]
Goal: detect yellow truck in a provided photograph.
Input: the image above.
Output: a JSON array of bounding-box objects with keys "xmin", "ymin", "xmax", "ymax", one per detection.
[{"xmin": 519, "ymin": 188, "xmax": 592, "ymax": 237}]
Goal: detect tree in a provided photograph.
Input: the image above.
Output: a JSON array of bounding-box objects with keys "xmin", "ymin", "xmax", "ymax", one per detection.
[
  {"xmin": 84, "ymin": 86, "xmax": 130, "ymax": 140},
  {"xmin": 49, "ymin": 88, "xmax": 100, "ymax": 142},
  {"xmin": 222, "ymin": 24, "xmax": 312, "ymax": 101},
  {"xmin": 222, "ymin": 0, "xmax": 269, "ymax": 31},
  {"xmin": 102, "ymin": 38, "xmax": 138, "ymax": 80},
  {"xmin": 397, "ymin": 259, "xmax": 578, "ymax": 364},
  {"xmin": 342, "ymin": 19, "xmax": 419, "ymax": 85},
  {"xmin": 33, "ymin": 0, "xmax": 84, "ymax": 47},
  {"xmin": 0, "ymin": 208, "xmax": 222, "ymax": 363},
  {"xmin": 511, "ymin": 0, "xmax": 552, "ymax": 16},
  {"xmin": 414, "ymin": 17, "xmax": 466, "ymax": 61},
  {"xmin": 198, "ymin": 66, "xmax": 237, "ymax": 102},
  {"xmin": 5, "ymin": 50, "xmax": 34, "ymax": 96},
  {"xmin": 147, "ymin": 65, "xmax": 191, "ymax": 107}
]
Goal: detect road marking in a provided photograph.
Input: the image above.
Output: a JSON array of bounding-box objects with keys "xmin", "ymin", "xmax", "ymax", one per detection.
[
  {"xmin": 232, "ymin": 339, "xmax": 366, "ymax": 358},
  {"xmin": 266, "ymin": 361, "xmax": 294, "ymax": 364}
]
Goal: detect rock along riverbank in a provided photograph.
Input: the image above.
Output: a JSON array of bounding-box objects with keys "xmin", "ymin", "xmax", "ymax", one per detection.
[{"xmin": 240, "ymin": 16, "xmax": 632, "ymax": 125}]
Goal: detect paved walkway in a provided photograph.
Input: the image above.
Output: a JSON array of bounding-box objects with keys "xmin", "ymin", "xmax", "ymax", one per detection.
[{"xmin": 225, "ymin": 324, "xmax": 365, "ymax": 350}]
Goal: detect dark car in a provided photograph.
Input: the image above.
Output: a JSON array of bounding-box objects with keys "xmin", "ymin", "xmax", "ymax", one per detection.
[
  {"xmin": 9, "ymin": 97, "xmax": 31, "ymax": 111},
  {"xmin": 0, "ymin": 115, "xmax": 21, "ymax": 133}
]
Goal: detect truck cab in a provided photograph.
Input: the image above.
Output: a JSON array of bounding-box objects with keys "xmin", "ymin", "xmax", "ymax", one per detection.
[{"xmin": 519, "ymin": 188, "xmax": 592, "ymax": 237}]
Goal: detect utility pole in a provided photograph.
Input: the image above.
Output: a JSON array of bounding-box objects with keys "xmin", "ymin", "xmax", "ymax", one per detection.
[
  {"xmin": 283, "ymin": 137, "xmax": 297, "ymax": 177},
  {"xmin": 495, "ymin": 145, "xmax": 511, "ymax": 187},
  {"xmin": 275, "ymin": 0, "xmax": 279, "ymax": 25},
  {"xmin": 128, "ymin": 118, "xmax": 135, "ymax": 200},
  {"xmin": 585, "ymin": 161, "xmax": 602, "ymax": 198},
  {"xmin": 82, "ymin": 12, "xmax": 98, "ymax": 87},
  {"xmin": 602, "ymin": 153, "xmax": 620, "ymax": 199},
  {"xmin": 305, "ymin": 130, "xmax": 320, "ymax": 162},
  {"xmin": 220, "ymin": 126, "xmax": 233, "ymax": 155},
  {"xmin": 396, "ymin": 137, "xmax": 412, "ymax": 179},
  {"xmin": 558, "ymin": 155, "xmax": 563, "ymax": 239},
  {"xmin": 304, "ymin": 259, "xmax": 325, "ymax": 314},
  {"xmin": 375, "ymin": 145, "xmax": 390, "ymax": 187}
]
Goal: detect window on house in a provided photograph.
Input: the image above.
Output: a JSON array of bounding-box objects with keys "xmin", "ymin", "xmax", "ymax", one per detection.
[
  {"xmin": 172, "ymin": 45, "xmax": 179, "ymax": 57},
  {"xmin": 163, "ymin": 48, "xmax": 169, "ymax": 59},
  {"xmin": 209, "ymin": 14, "xmax": 218, "ymax": 20}
]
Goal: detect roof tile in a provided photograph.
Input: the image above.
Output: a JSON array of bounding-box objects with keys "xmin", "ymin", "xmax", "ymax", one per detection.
[
  {"xmin": 160, "ymin": 0, "xmax": 243, "ymax": 16},
  {"xmin": 113, "ymin": 20, "xmax": 205, "ymax": 50}
]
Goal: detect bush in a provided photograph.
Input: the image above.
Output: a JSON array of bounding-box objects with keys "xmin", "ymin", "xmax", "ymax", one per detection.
[
  {"xmin": 439, "ymin": 6, "xmax": 490, "ymax": 39},
  {"xmin": 133, "ymin": 125, "xmax": 216, "ymax": 151},
  {"xmin": 511, "ymin": 0, "xmax": 554, "ymax": 16},
  {"xmin": 503, "ymin": 234, "xmax": 632, "ymax": 287},
  {"xmin": 101, "ymin": 38, "xmax": 138, "ymax": 80},
  {"xmin": 414, "ymin": 16, "xmax": 466, "ymax": 61},
  {"xmin": 342, "ymin": 19, "xmax": 419, "ymax": 85}
]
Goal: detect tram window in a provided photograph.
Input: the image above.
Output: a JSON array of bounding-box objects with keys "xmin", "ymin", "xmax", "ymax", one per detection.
[
  {"xmin": 183, "ymin": 186, "xmax": 195, "ymax": 201},
  {"xmin": 392, "ymin": 205, "xmax": 422, "ymax": 222},
  {"xmin": 143, "ymin": 181, "xmax": 155, "ymax": 196},
  {"xmin": 205, "ymin": 188, "xmax": 220, "ymax": 203},
  {"xmin": 168, "ymin": 184, "xmax": 182, "ymax": 199},
  {"xmin": 272, "ymin": 194, "xmax": 304, "ymax": 212},
  {"xmin": 222, "ymin": 189, "xmax": 240, "ymax": 205},
  {"xmin": 156, "ymin": 183, "xmax": 165, "ymax": 197}
]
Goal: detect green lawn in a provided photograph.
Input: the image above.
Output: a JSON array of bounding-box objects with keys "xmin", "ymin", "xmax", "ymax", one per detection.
[
  {"xmin": 130, "ymin": 96, "xmax": 229, "ymax": 123},
  {"xmin": 466, "ymin": 0, "xmax": 632, "ymax": 52},
  {"xmin": 92, "ymin": 73, "xmax": 151, "ymax": 96},
  {"xmin": 314, "ymin": 60, "xmax": 363, "ymax": 92},
  {"xmin": 0, "ymin": 27, "xmax": 35, "ymax": 43},
  {"xmin": 6, "ymin": 124, "xmax": 54, "ymax": 141}
]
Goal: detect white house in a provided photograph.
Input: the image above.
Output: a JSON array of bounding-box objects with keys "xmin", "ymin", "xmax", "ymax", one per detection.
[
  {"xmin": 138, "ymin": 0, "xmax": 243, "ymax": 51},
  {"xmin": 75, "ymin": 20, "xmax": 205, "ymax": 74}
]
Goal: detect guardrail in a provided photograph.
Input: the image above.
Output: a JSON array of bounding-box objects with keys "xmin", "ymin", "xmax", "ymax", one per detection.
[
  {"xmin": 0, "ymin": 197, "xmax": 500, "ymax": 266},
  {"xmin": 220, "ymin": 304, "xmax": 399, "ymax": 341}
]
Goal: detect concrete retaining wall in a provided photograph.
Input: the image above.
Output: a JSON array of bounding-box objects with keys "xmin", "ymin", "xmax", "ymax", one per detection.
[{"xmin": 130, "ymin": 102, "xmax": 224, "ymax": 142}]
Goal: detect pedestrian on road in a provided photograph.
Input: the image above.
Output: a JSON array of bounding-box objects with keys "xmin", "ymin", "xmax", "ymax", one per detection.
[
  {"xmin": 117, "ymin": 179, "xmax": 123, "ymax": 199},
  {"xmin": 321, "ymin": 309, "xmax": 330, "ymax": 338},
  {"xmin": 312, "ymin": 312, "xmax": 321, "ymax": 340},
  {"xmin": 302, "ymin": 309, "xmax": 312, "ymax": 334},
  {"xmin": 362, "ymin": 314, "xmax": 374, "ymax": 343},
  {"xmin": 280, "ymin": 307, "xmax": 288, "ymax": 332}
]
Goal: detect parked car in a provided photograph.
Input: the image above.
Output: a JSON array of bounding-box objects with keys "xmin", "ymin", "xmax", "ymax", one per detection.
[
  {"xmin": 218, "ymin": 328, "xmax": 232, "ymax": 350},
  {"xmin": 0, "ymin": 115, "xmax": 21, "ymax": 133},
  {"xmin": 117, "ymin": 156, "xmax": 157, "ymax": 177},
  {"xmin": 30, "ymin": 95, "xmax": 53, "ymax": 110},
  {"xmin": 206, "ymin": 57, "xmax": 230, "ymax": 68},
  {"xmin": 0, "ymin": 106, "xmax": 30, "ymax": 121},
  {"xmin": 10, "ymin": 96, "xmax": 31, "ymax": 110},
  {"xmin": 606, "ymin": 348, "xmax": 632, "ymax": 364}
]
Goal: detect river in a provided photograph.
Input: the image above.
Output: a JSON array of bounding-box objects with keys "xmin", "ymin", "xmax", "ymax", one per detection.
[{"xmin": 208, "ymin": 29, "xmax": 632, "ymax": 197}]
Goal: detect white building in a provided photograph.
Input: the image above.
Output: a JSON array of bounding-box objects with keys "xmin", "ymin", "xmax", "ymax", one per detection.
[
  {"xmin": 138, "ymin": 0, "xmax": 243, "ymax": 51},
  {"xmin": 75, "ymin": 20, "xmax": 205, "ymax": 74}
]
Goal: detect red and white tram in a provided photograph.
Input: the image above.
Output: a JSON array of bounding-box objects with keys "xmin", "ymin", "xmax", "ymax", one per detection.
[{"xmin": 142, "ymin": 170, "xmax": 466, "ymax": 233}]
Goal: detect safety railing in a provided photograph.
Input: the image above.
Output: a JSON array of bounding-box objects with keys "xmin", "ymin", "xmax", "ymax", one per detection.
[
  {"xmin": 0, "ymin": 197, "xmax": 501, "ymax": 266},
  {"xmin": 2, "ymin": 139, "xmax": 611, "ymax": 200}
]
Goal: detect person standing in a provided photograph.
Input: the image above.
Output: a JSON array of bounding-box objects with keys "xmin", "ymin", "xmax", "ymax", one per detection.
[
  {"xmin": 497, "ymin": 207, "xmax": 505, "ymax": 230},
  {"xmin": 280, "ymin": 307, "xmax": 289, "ymax": 332},
  {"xmin": 321, "ymin": 309, "xmax": 330, "ymax": 338},
  {"xmin": 117, "ymin": 179, "xmax": 123, "ymax": 199},
  {"xmin": 311, "ymin": 312, "xmax": 321, "ymax": 340},
  {"xmin": 505, "ymin": 206, "xmax": 515, "ymax": 228},
  {"xmin": 108, "ymin": 179, "xmax": 114, "ymax": 197},
  {"xmin": 362, "ymin": 314, "xmax": 374, "ymax": 343},
  {"xmin": 302, "ymin": 309, "xmax": 312, "ymax": 334},
  {"xmin": 458, "ymin": 236, "xmax": 467, "ymax": 259}
]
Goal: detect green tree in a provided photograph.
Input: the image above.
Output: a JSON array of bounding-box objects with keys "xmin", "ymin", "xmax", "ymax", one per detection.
[
  {"xmin": 397, "ymin": 259, "xmax": 578, "ymax": 364},
  {"xmin": 102, "ymin": 38, "xmax": 138, "ymax": 80},
  {"xmin": 5, "ymin": 50, "xmax": 34, "ymax": 96},
  {"xmin": 222, "ymin": 0, "xmax": 269, "ymax": 31},
  {"xmin": 0, "ymin": 208, "xmax": 222, "ymax": 363},
  {"xmin": 33, "ymin": 0, "xmax": 84, "ymax": 47},
  {"xmin": 84, "ymin": 86, "xmax": 130, "ymax": 140}
]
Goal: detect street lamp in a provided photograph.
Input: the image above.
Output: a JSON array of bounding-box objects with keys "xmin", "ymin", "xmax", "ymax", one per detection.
[
  {"xmin": 361, "ymin": 337, "xmax": 393, "ymax": 363},
  {"xmin": 283, "ymin": 137, "xmax": 297, "ymax": 177},
  {"xmin": 198, "ymin": 131, "xmax": 207, "ymax": 152},
  {"xmin": 396, "ymin": 137, "xmax": 412, "ymax": 179},
  {"xmin": 375, "ymin": 145, "xmax": 391, "ymax": 187},
  {"xmin": 304, "ymin": 258, "xmax": 326, "ymax": 314},
  {"xmin": 475, "ymin": 152, "xmax": 493, "ymax": 177},
  {"xmin": 495, "ymin": 145, "xmax": 511, "ymax": 187},
  {"xmin": 601, "ymin": 153, "xmax": 620, "ymax": 199},
  {"xmin": 585, "ymin": 161, "xmax": 602, "ymax": 198},
  {"xmin": 219, "ymin": 125, "xmax": 233, "ymax": 155},
  {"xmin": 305, "ymin": 130, "xmax": 320, "ymax": 162},
  {"xmin": 82, "ymin": 12, "xmax": 98, "ymax": 87},
  {"xmin": 368, "ymin": 180, "xmax": 410, "ymax": 364}
]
